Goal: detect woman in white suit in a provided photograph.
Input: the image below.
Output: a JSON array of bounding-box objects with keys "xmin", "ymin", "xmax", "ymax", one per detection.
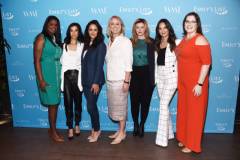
[{"xmin": 154, "ymin": 19, "xmax": 180, "ymax": 147}]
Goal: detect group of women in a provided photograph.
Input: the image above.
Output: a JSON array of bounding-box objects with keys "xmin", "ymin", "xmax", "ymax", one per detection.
[{"xmin": 33, "ymin": 11, "xmax": 211, "ymax": 153}]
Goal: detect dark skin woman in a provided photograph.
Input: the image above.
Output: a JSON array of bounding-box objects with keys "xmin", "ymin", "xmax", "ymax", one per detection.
[{"xmin": 34, "ymin": 16, "xmax": 64, "ymax": 142}]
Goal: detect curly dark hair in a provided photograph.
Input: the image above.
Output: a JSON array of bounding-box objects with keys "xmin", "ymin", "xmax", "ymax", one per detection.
[
  {"xmin": 41, "ymin": 15, "xmax": 62, "ymax": 47},
  {"xmin": 83, "ymin": 20, "xmax": 104, "ymax": 52},
  {"xmin": 155, "ymin": 19, "xmax": 176, "ymax": 52},
  {"xmin": 64, "ymin": 22, "xmax": 84, "ymax": 51}
]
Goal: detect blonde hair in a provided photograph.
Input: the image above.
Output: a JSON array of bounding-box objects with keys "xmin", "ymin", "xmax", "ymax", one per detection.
[
  {"xmin": 131, "ymin": 18, "xmax": 151, "ymax": 46},
  {"xmin": 107, "ymin": 16, "xmax": 125, "ymax": 41}
]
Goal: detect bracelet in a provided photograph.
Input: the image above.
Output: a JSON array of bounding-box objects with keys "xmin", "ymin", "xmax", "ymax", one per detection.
[
  {"xmin": 124, "ymin": 80, "xmax": 130, "ymax": 84},
  {"xmin": 197, "ymin": 83, "xmax": 203, "ymax": 86}
]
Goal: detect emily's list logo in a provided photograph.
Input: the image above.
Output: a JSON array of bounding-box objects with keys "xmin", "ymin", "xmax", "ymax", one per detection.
[
  {"xmin": 17, "ymin": 44, "xmax": 33, "ymax": 49},
  {"xmin": 222, "ymin": 41, "xmax": 240, "ymax": 48},
  {"xmin": 119, "ymin": 7, "xmax": 153, "ymax": 16},
  {"xmin": 9, "ymin": 75, "xmax": 20, "ymax": 82},
  {"xmin": 2, "ymin": 12, "xmax": 14, "ymax": 20},
  {"xmin": 49, "ymin": 9, "xmax": 80, "ymax": 17},
  {"xmin": 216, "ymin": 123, "xmax": 227, "ymax": 131},
  {"xmin": 210, "ymin": 76, "xmax": 223, "ymax": 84},
  {"xmin": 15, "ymin": 89, "xmax": 26, "ymax": 97},
  {"xmin": 9, "ymin": 28, "xmax": 20, "ymax": 36},
  {"xmin": 193, "ymin": 6, "xmax": 228, "ymax": 15},
  {"xmin": 220, "ymin": 58, "xmax": 234, "ymax": 68},
  {"xmin": 216, "ymin": 107, "xmax": 235, "ymax": 113}
]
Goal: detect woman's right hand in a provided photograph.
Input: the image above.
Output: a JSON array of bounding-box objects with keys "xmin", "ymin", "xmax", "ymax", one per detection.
[{"xmin": 39, "ymin": 80, "xmax": 48, "ymax": 92}]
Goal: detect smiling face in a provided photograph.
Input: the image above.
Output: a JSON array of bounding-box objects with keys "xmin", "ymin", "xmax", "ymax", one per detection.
[
  {"xmin": 109, "ymin": 18, "xmax": 122, "ymax": 36},
  {"xmin": 158, "ymin": 22, "xmax": 169, "ymax": 39},
  {"xmin": 88, "ymin": 24, "xmax": 98, "ymax": 41},
  {"xmin": 135, "ymin": 22, "xmax": 146, "ymax": 38},
  {"xmin": 47, "ymin": 19, "xmax": 58, "ymax": 35},
  {"xmin": 70, "ymin": 25, "xmax": 79, "ymax": 40},
  {"xmin": 184, "ymin": 15, "xmax": 197, "ymax": 34}
]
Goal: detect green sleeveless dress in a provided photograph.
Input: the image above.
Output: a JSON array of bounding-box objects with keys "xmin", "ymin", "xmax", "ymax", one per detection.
[{"xmin": 37, "ymin": 36, "xmax": 62, "ymax": 106}]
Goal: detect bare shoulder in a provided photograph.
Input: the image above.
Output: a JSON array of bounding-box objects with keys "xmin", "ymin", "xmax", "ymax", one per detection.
[
  {"xmin": 175, "ymin": 39, "xmax": 182, "ymax": 46},
  {"xmin": 195, "ymin": 35, "xmax": 209, "ymax": 45},
  {"xmin": 34, "ymin": 34, "xmax": 45, "ymax": 50},
  {"xmin": 35, "ymin": 34, "xmax": 45, "ymax": 44}
]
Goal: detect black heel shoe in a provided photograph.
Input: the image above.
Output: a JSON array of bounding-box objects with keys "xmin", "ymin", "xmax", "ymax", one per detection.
[
  {"xmin": 68, "ymin": 136, "xmax": 74, "ymax": 140},
  {"xmin": 139, "ymin": 123, "xmax": 144, "ymax": 138},
  {"xmin": 133, "ymin": 123, "xmax": 139, "ymax": 136}
]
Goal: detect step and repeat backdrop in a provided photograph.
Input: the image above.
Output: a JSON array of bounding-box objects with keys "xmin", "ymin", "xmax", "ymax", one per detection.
[{"xmin": 2, "ymin": 0, "xmax": 240, "ymax": 133}]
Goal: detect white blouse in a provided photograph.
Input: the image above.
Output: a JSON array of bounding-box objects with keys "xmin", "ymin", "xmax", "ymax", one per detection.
[
  {"xmin": 60, "ymin": 42, "xmax": 84, "ymax": 91},
  {"xmin": 105, "ymin": 35, "xmax": 133, "ymax": 81}
]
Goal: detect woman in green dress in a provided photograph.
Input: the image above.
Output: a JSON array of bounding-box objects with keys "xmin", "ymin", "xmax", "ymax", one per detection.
[{"xmin": 34, "ymin": 15, "xmax": 64, "ymax": 142}]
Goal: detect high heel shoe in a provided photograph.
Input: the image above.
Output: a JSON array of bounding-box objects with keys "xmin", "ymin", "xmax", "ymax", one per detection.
[
  {"xmin": 178, "ymin": 142, "xmax": 184, "ymax": 147},
  {"xmin": 75, "ymin": 125, "xmax": 80, "ymax": 136},
  {"xmin": 133, "ymin": 123, "xmax": 139, "ymax": 136},
  {"xmin": 87, "ymin": 130, "xmax": 94, "ymax": 140},
  {"xmin": 181, "ymin": 147, "xmax": 192, "ymax": 153},
  {"xmin": 89, "ymin": 131, "xmax": 101, "ymax": 143},
  {"xmin": 48, "ymin": 129, "xmax": 64, "ymax": 142},
  {"xmin": 108, "ymin": 131, "xmax": 119, "ymax": 139},
  {"xmin": 68, "ymin": 129, "xmax": 74, "ymax": 140},
  {"xmin": 110, "ymin": 133, "xmax": 126, "ymax": 144},
  {"xmin": 138, "ymin": 123, "xmax": 144, "ymax": 138}
]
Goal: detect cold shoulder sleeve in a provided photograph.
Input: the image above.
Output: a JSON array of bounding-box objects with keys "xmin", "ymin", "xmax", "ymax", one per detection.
[{"xmin": 196, "ymin": 44, "xmax": 212, "ymax": 65}]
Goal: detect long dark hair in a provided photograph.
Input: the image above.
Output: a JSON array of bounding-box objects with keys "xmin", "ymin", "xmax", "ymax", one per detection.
[
  {"xmin": 155, "ymin": 19, "xmax": 176, "ymax": 52},
  {"xmin": 83, "ymin": 20, "xmax": 104, "ymax": 52},
  {"xmin": 41, "ymin": 15, "xmax": 62, "ymax": 47},
  {"xmin": 64, "ymin": 22, "xmax": 84, "ymax": 51},
  {"xmin": 183, "ymin": 12, "xmax": 203, "ymax": 35}
]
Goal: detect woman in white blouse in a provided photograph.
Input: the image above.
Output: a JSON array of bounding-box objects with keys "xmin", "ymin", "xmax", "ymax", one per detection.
[
  {"xmin": 60, "ymin": 23, "xmax": 84, "ymax": 140},
  {"xmin": 105, "ymin": 16, "xmax": 133, "ymax": 144}
]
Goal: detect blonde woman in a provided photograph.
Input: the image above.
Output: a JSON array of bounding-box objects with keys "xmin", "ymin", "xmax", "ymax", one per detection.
[
  {"xmin": 105, "ymin": 16, "xmax": 133, "ymax": 144},
  {"xmin": 130, "ymin": 18, "xmax": 155, "ymax": 137}
]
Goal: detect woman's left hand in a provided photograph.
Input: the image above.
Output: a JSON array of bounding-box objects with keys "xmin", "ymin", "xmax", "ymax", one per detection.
[
  {"xmin": 122, "ymin": 83, "xmax": 129, "ymax": 92},
  {"xmin": 192, "ymin": 84, "xmax": 202, "ymax": 96},
  {"xmin": 91, "ymin": 84, "xmax": 100, "ymax": 95}
]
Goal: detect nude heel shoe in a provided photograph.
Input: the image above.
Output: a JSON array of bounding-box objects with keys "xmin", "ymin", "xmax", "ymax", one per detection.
[
  {"xmin": 110, "ymin": 133, "xmax": 126, "ymax": 144},
  {"xmin": 178, "ymin": 142, "xmax": 184, "ymax": 147},
  {"xmin": 89, "ymin": 131, "xmax": 101, "ymax": 143},
  {"xmin": 181, "ymin": 147, "xmax": 192, "ymax": 153},
  {"xmin": 108, "ymin": 131, "xmax": 119, "ymax": 139},
  {"xmin": 74, "ymin": 125, "xmax": 80, "ymax": 136},
  {"xmin": 87, "ymin": 130, "xmax": 94, "ymax": 140}
]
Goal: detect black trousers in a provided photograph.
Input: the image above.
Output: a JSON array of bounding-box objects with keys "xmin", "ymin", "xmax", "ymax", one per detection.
[
  {"xmin": 63, "ymin": 70, "xmax": 82, "ymax": 129},
  {"xmin": 130, "ymin": 65, "xmax": 154, "ymax": 125},
  {"xmin": 83, "ymin": 86, "xmax": 102, "ymax": 131}
]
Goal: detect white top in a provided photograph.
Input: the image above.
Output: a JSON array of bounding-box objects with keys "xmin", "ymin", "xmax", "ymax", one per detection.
[
  {"xmin": 105, "ymin": 35, "xmax": 133, "ymax": 81},
  {"xmin": 60, "ymin": 42, "xmax": 84, "ymax": 91}
]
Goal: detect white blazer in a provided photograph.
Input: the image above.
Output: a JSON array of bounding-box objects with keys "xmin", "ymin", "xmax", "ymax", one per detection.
[
  {"xmin": 105, "ymin": 35, "xmax": 133, "ymax": 81},
  {"xmin": 155, "ymin": 39, "xmax": 181, "ymax": 86}
]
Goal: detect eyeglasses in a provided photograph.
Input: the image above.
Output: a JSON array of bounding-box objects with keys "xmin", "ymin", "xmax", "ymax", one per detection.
[{"xmin": 185, "ymin": 20, "xmax": 197, "ymax": 24}]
